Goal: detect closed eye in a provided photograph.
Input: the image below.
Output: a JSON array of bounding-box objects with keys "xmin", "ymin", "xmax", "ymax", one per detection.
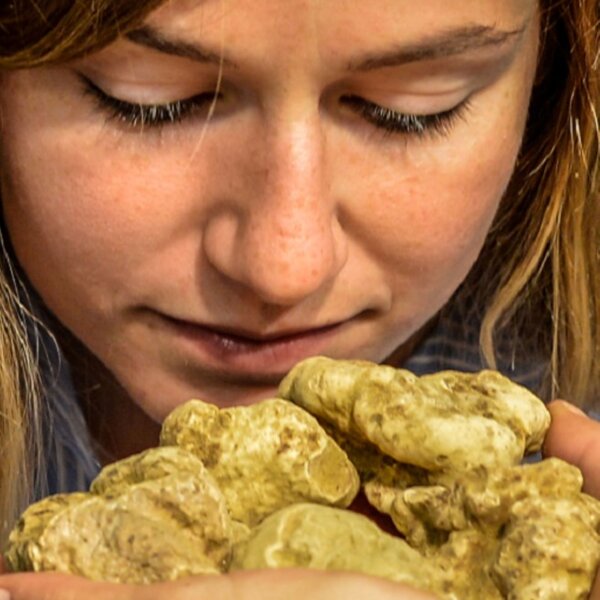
[
  {"xmin": 80, "ymin": 76, "xmax": 219, "ymax": 128},
  {"xmin": 339, "ymin": 94, "xmax": 471, "ymax": 138}
]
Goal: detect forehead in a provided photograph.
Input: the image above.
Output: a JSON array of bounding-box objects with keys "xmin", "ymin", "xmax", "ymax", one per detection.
[
  {"xmin": 144, "ymin": 0, "xmax": 538, "ymax": 40},
  {"xmin": 117, "ymin": 0, "xmax": 538, "ymax": 80}
]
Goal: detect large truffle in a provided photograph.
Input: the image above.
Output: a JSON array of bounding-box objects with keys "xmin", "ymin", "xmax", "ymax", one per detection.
[
  {"xmin": 231, "ymin": 502, "xmax": 439, "ymax": 594},
  {"xmin": 278, "ymin": 356, "xmax": 550, "ymax": 470},
  {"xmin": 6, "ymin": 447, "xmax": 234, "ymax": 583},
  {"xmin": 160, "ymin": 398, "xmax": 360, "ymax": 525}
]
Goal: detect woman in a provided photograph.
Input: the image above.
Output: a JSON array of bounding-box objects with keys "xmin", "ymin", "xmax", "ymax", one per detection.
[{"xmin": 0, "ymin": 0, "xmax": 598, "ymax": 598}]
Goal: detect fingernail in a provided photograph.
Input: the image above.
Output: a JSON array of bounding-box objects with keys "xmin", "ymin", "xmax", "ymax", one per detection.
[{"xmin": 0, "ymin": 589, "xmax": 11, "ymax": 600}]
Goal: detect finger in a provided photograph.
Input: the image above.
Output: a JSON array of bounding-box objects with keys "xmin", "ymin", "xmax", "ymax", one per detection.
[
  {"xmin": 0, "ymin": 572, "xmax": 244, "ymax": 600},
  {"xmin": 0, "ymin": 573, "xmax": 143, "ymax": 600},
  {"xmin": 0, "ymin": 571, "xmax": 438, "ymax": 600},
  {"xmin": 0, "ymin": 572, "xmax": 241, "ymax": 600},
  {"xmin": 543, "ymin": 400, "xmax": 600, "ymax": 498}
]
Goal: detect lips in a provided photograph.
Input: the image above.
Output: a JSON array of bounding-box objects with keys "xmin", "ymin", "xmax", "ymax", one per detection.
[
  {"xmin": 158, "ymin": 313, "xmax": 346, "ymax": 378},
  {"xmin": 175, "ymin": 319, "xmax": 342, "ymax": 344}
]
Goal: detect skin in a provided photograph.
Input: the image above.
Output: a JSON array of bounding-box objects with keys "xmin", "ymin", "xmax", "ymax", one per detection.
[{"xmin": 2, "ymin": 0, "xmax": 598, "ymax": 598}]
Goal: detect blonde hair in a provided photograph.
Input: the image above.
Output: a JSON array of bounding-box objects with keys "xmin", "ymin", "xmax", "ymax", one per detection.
[
  {"xmin": 0, "ymin": 264, "xmax": 40, "ymax": 545},
  {"xmin": 0, "ymin": 0, "xmax": 598, "ymax": 546},
  {"xmin": 475, "ymin": 0, "xmax": 599, "ymax": 407}
]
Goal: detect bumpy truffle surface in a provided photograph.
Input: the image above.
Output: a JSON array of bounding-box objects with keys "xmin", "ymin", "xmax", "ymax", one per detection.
[
  {"xmin": 160, "ymin": 398, "xmax": 360, "ymax": 525},
  {"xmin": 278, "ymin": 356, "xmax": 550, "ymax": 470},
  {"xmin": 6, "ymin": 493, "xmax": 89, "ymax": 573},
  {"xmin": 6, "ymin": 447, "xmax": 234, "ymax": 583},
  {"xmin": 231, "ymin": 502, "xmax": 439, "ymax": 594}
]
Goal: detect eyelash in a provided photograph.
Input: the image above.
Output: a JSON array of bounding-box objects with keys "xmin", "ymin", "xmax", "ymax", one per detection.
[
  {"xmin": 340, "ymin": 94, "xmax": 470, "ymax": 139},
  {"xmin": 82, "ymin": 77, "xmax": 216, "ymax": 128},
  {"xmin": 81, "ymin": 76, "xmax": 469, "ymax": 138}
]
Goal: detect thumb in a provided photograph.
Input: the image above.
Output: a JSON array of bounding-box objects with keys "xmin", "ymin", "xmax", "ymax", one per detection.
[{"xmin": 543, "ymin": 400, "xmax": 600, "ymax": 498}]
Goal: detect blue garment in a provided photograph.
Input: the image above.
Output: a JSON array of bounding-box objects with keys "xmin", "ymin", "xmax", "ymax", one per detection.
[
  {"xmin": 37, "ymin": 307, "xmax": 548, "ymax": 499},
  {"xmin": 34, "ymin": 322, "xmax": 100, "ymax": 499},
  {"xmin": 403, "ymin": 312, "xmax": 548, "ymax": 390}
]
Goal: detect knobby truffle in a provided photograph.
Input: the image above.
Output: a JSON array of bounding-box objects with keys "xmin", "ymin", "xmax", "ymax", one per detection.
[
  {"xmin": 6, "ymin": 447, "xmax": 233, "ymax": 582},
  {"xmin": 160, "ymin": 397, "xmax": 360, "ymax": 525},
  {"xmin": 278, "ymin": 357, "xmax": 550, "ymax": 471}
]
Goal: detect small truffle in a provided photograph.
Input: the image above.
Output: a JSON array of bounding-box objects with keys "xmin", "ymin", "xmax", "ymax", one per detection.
[{"xmin": 5, "ymin": 493, "xmax": 89, "ymax": 573}]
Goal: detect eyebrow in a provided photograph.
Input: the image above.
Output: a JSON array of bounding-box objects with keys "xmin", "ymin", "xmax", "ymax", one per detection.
[
  {"xmin": 349, "ymin": 25, "xmax": 528, "ymax": 71},
  {"xmin": 125, "ymin": 23, "xmax": 527, "ymax": 72},
  {"xmin": 125, "ymin": 26, "xmax": 239, "ymax": 69}
]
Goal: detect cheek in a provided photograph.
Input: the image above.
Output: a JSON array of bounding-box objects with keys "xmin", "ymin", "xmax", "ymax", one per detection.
[
  {"xmin": 404, "ymin": 152, "xmax": 510, "ymax": 269},
  {"xmin": 1, "ymin": 123, "xmax": 194, "ymax": 314},
  {"xmin": 342, "ymin": 129, "xmax": 520, "ymax": 301}
]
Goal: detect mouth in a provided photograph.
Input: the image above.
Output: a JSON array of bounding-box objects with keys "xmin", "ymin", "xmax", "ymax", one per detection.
[{"xmin": 157, "ymin": 313, "xmax": 347, "ymax": 380}]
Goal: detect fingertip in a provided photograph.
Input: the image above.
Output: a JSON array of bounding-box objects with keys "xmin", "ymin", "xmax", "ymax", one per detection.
[
  {"xmin": 543, "ymin": 402, "xmax": 583, "ymax": 460},
  {"xmin": 542, "ymin": 400, "xmax": 600, "ymax": 497},
  {"xmin": 543, "ymin": 400, "xmax": 589, "ymax": 457},
  {"xmin": 547, "ymin": 399, "xmax": 587, "ymax": 418}
]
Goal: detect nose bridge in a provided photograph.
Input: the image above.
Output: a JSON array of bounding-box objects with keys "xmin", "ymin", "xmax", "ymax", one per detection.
[
  {"xmin": 238, "ymin": 107, "xmax": 344, "ymax": 304},
  {"xmin": 261, "ymin": 111, "xmax": 327, "ymax": 238}
]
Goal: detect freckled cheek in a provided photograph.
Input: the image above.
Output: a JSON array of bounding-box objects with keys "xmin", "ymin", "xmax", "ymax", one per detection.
[{"xmin": 357, "ymin": 143, "xmax": 517, "ymax": 285}]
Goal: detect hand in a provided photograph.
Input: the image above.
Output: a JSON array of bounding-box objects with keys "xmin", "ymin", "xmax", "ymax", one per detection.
[
  {"xmin": 543, "ymin": 400, "xmax": 600, "ymax": 600},
  {"xmin": 0, "ymin": 569, "xmax": 439, "ymax": 600}
]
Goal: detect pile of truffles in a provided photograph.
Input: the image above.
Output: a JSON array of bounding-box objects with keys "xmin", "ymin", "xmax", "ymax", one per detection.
[{"xmin": 6, "ymin": 357, "xmax": 600, "ymax": 599}]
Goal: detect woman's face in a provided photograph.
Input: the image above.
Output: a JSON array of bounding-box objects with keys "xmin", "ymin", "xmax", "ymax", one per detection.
[{"xmin": 0, "ymin": 0, "xmax": 539, "ymax": 420}]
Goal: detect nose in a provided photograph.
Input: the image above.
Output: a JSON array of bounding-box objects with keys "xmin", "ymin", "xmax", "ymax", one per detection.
[{"xmin": 203, "ymin": 114, "xmax": 348, "ymax": 306}]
